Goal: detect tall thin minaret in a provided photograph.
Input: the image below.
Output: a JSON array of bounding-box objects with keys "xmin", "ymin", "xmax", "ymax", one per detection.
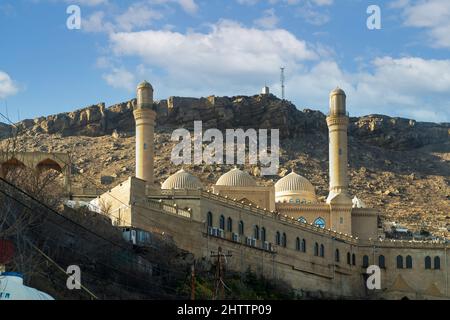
[
  {"xmin": 326, "ymin": 87, "xmax": 351, "ymax": 204},
  {"xmin": 133, "ymin": 81, "xmax": 156, "ymax": 188}
]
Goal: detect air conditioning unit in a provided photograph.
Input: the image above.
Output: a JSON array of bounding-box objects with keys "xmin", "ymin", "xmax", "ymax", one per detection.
[
  {"xmin": 232, "ymin": 233, "xmax": 240, "ymax": 242},
  {"xmin": 218, "ymin": 229, "xmax": 225, "ymax": 238},
  {"xmin": 131, "ymin": 229, "xmax": 137, "ymax": 245},
  {"xmin": 263, "ymin": 241, "xmax": 270, "ymax": 251},
  {"xmin": 246, "ymin": 237, "xmax": 256, "ymax": 247}
]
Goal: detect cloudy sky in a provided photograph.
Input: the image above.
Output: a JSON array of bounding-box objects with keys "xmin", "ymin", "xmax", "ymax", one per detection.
[{"xmin": 1, "ymin": 0, "xmax": 450, "ymax": 122}]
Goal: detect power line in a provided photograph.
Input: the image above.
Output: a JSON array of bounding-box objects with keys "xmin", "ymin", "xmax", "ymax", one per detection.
[
  {"xmin": 211, "ymin": 246, "xmax": 232, "ymax": 300},
  {"xmin": 0, "ymin": 185, "xmax": 186, "ymax": 298}
]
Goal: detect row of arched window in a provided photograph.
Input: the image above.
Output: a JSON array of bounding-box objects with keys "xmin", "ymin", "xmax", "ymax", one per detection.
[
  {"xmin": 208, "ymin": 212, "xmax": 442, "ymax": 271},
  {"xmin": 314, "ymin": 243, "xmax": 325, "ymax": 257},
  {"xmin": 297, "ymin": 217, "xmax": 326, "ymax": 229}
]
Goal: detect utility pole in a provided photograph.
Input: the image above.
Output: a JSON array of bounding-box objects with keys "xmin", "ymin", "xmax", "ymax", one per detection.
[
  {"xmin": 190, "ymin": 264, "xmax": 196, "ymax": 300},
  {"xmin": 280, "ymin": 67, "xmax": 285, "ymax": 100},
  {"xmin": 211, "ymin": 247, "xmax": 232, "ymax": 300}
]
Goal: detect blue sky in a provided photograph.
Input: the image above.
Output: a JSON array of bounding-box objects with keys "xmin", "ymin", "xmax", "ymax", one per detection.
[{"xmin": 1, "ymin": 0, "xmax": 450, "ymax": 123}]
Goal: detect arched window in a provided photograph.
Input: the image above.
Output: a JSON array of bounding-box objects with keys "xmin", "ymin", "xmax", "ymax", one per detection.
[
  {"xmin": 314, "ymin": 217, "xmax": 326, "ymax": 229},
  {"xmin": 314, "ymin": 243, "xmax": 319, "ymax": 256},
  {"xmin": 254, "ymin": 225, "xmax": 260, "ymax": 240},
  {"xmin": 301, "ymin": 239, "xmax": 306, "ymax": 253},
  {"xmin": 335, "ymin": 249, "xmax": 340, "ymax": 262},
  {"xmin": 298, "ymin": 217, "xmax": 307, "ymax": 224},
  {"xmin": 406, "ymin": 255, "xmax": 413, "ymax": 269},
  {"xmin": 352, "ymin": 254, "xmax": 356, "ymax": 266},
  {"xmin": 320, "ymin": 244, "xmax": 325, "ymax": 257},
  {"xmin": 296, "ymin": 199, "xmax": 300, "ymax": 204},
  {"xmin": 434, "ymin": 256, "xmax": 441, "ymax": 270},
  {"xmin": 238, "ymin": 221, "xmax": 244, "ymax": 235},
  {"xmin": 289, "ymin": 199, "xmax": 294, "ymax": 203},
  {"xmin": 397, "ymin": 255, "xmax": 403, "ymax": 269},
  {"xmin": 425, "ymin": 256, "xmax": 431, "ymax": 270},
  {"xmin": 362, "ymin": 255, "xmax": 369, "ymax": 268},
  {"xmin": 276, "ymin": 231, "xmax": 281, "ymax": 245},
  {"xmin": 296, "ymin": 237, "xmax": 301, "ymax": 251},
  {"xmin": 227, "ymin": 217, "xmax": 233, "ymax": 232},
  {"xmin": 261, "ymin": 227, "xmax": 266, "ymax": 242},
  {"xmin": 379, "ymin": 255, "xmax": 386, "ymax": 269},
  {"xmin": 207, "ymin": 212, "xmax": 213, "ymax": 227},
  {"xmin": 219, "ymin": 215, "xmax": 225, "ymax": 230},
  {"xmin": 347, "ymin": 252, "xmax": 351, "ymax": 265},
  {"xmin": 282, "ymin": 233, "xmax": 287, "ymax": 248}
]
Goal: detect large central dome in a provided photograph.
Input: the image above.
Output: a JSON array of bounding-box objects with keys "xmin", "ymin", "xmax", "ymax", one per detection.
[
  {"xmin": 216, "ymin": 168, "xmax": 257, "ymax": 187},
  {"xmin": 275, "ymin": 172, "xmax": 316, "ymax": 203},
  {"xmin": 161, "ymin": 169, "xmax": 203, "ymax": 190}
]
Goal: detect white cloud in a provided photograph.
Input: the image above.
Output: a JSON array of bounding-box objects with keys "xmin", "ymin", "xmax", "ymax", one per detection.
[
  {"xmin": 149, "ymin": 0, "xmax": 198, "ymax": 14},
  {"xmin": 110, "ymin": 20, "xmax": 317, "ymax": 78},
  {"xmin": 0, "ymin": 71, "xmax": 19, "ymax": 99},
  {"xmin": 102, "ymin": 67, "xmax": 136, "ymax": 92},
  {"xmin": 397, "ymin": 0, "xmax": 450, "ymax": 48},
  {"xmin": 287, "ymin": 57, "xmax": 450, "ymax": 122},
  {"xmin": 104, "ymin": 18, "xmax": 448, "ymax": 122},
  {"xmin": 254, "ymin": 8, "xmax": 279, "ymax": 29}
]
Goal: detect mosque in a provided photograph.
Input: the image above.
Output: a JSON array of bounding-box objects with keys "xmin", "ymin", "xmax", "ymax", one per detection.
[{"xmin": 92, "ymin": 81, "xmax": 449, "ymax": 300}]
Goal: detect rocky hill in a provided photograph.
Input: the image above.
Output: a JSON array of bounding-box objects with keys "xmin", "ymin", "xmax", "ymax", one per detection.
[{"xmin": 1, "ymin": 93, "xmax": 449, "ymax": 237}]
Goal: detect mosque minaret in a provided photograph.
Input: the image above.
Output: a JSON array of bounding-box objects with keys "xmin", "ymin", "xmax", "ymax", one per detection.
[
  {"xmin": 133, "ymin": 81, "xmax": 157, "ymax": 187},
  {"xmin": 326, "ymin": 87, "xmax": 351, "ymax": 205}
]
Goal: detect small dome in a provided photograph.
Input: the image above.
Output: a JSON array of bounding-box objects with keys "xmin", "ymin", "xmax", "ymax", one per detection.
[
  {"xmin": 330, "ymin": 87, "xmax": 346, "ymax": 96},
  {"xmin": 137, "ymin": 80, "xmax": 153, "ymax": 90},
  {"xmin": 216, "ymin": 168, "xmax": 257, "ymax": 187},
  {"xmin": 161, "ymin": 169, "xmax": 203, "ymax": 190},
  {"xmin": 275, "ymin": 172, "xmax": 316, "ymax": 203},
  {"xmin": 352, "ymin": 196, "xmax": 366, "ymax": 208}
]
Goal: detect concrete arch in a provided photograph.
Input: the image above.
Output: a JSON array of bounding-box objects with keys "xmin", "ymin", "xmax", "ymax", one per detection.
[
  {"xmin": 0, "ymin": 152, "xmax": 71, "ymax": 194},
  {"xmin": 1, "ymin": 157, "xmax": 26, "ymax": 177}
]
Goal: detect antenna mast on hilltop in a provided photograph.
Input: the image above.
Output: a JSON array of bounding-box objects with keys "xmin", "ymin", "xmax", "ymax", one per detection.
[{"xmin": 280, "ymin": 67, "xmax": 285, "ymax": 100}]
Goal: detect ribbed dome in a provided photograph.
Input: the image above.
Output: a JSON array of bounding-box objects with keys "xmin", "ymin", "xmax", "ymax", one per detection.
[
  {"xmin": 161, "ymin": 169, "xmax": 203, "ymax": 190},
  {"xmin": 275, "ymin": 172, "xmax": 315, "ymax": 194},
  {"xmin": 275, "ymin": 172, "xmax": 316, "ymax": 203},
  {"xmin": 216, "ymin": 168, "xmax": 257, "ymax": 187}
]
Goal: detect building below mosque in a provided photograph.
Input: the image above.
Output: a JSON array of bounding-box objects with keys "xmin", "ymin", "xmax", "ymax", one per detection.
[{"xmin": 91, "ymin": 81, "xmax": 449, "ymax": 300}]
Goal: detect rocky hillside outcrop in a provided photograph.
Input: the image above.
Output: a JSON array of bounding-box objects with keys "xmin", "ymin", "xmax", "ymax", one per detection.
[{"xmin": 1, "ymin": 94, "xmax": 448, "ymax": 150}]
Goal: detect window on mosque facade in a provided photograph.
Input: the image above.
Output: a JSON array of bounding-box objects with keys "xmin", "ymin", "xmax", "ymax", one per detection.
[
  {"xmin": 298, "ymin": 217, "xmax": 307, "ymax": 224},
  {"xmin": 238, "ymin": 221, "xmax": 244, "ymax": 235},
  {"xmin": 379, "ymin": 255, "xmax": 386, "ymax": 269},
  {"xmin": 227, "ymin": 217, "xmax": 233, "ymax": 232},
  {"xmin": 434, "ymin": 256, "xmax": 441, "ymax": 270},
  {"xmin": 282, "ymin": 233, "xmax": 287, "ymax": 248},
  {"xmin": 219, "ymin": 215, "xmax": 225, "ymax": 230},
  {"xmin": 254, "ymin": 225, "xmax": 260, "ymax": 240},
  {"xmin": 397, "ymin": 255, "xmax": 403, "ymax": 269},
  {"xmin": 207, "ymin": 212, "xmax": 213, "ymax": 227},
  {"xmin": 314, "ymin": 217, "xmax": 326, "ymax": 229},
  {"xmin": 425, "ymin": 256, "xmax": 431, "ymax": 269},
  {"xmin": 406, "ymin": 255, "xmax": 413, "ymax": 269},
  {"xmin": 362, "ymin": 255, "xmax": 369, "ymax": 268}
]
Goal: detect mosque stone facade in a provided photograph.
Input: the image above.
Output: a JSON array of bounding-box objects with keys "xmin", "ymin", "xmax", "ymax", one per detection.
[{"xmin": 93, "ymin": 81, "xmax": 449, "ymax": 300}]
